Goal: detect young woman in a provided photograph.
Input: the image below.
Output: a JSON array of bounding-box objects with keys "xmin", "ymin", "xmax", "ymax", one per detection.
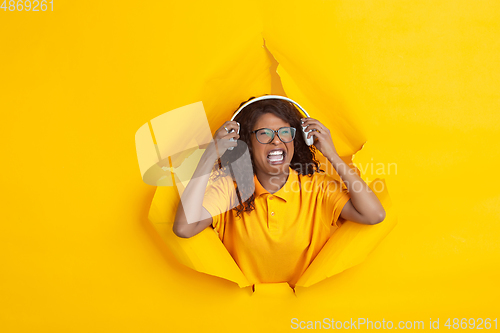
[{"xmin": 173, "ymin": 96, "xmax": 385, "ymax": 288}]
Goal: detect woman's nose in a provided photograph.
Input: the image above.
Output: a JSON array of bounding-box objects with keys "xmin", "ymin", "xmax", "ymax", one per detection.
[{"xmin": 271, "ymin": 131, "xmax": 282, "ymax": 145}]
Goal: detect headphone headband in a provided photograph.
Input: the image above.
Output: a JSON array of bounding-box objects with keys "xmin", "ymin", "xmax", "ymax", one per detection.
[{"xmin": 230, "ymin": 95, "xmax": 310, "ymax": 121}]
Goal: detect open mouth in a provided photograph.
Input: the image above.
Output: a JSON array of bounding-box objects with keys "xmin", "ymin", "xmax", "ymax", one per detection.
[{"xmin": 267, "ymin": 149, "xmax": 286, "ymax": 164}]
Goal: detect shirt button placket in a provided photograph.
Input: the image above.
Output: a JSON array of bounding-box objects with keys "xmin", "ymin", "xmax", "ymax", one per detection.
[{"xmin": 268, "ymin": 195, "xmax": 277, "ymax": 231}]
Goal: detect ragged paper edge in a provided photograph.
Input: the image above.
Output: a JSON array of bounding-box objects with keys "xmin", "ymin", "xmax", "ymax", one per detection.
[{"xmin": 145, "ymin": 36, "xmax": 397, "ymax": 294}]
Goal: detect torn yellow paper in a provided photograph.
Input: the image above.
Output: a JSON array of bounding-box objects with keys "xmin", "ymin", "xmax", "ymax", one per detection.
[
  {"xmin": 295, "ymin": 179, "xmax": 397, "ymax": 287},
  {"xmin": 141, "ymin": 27, "xmax": 397, "ymax": 294},
  {"xmin": 146, "ymin": 148, "xmax": 395, "ymax": 291},
  {"xmin": 148, "ymin": 177, "xmax": 251, "ymax": 288},
  {"xmin": 135, "ymin": 101, "xmax": 213, "ymax": 187}
]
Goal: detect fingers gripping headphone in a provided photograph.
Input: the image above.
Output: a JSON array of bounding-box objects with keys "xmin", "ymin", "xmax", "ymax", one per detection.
[{"xmin": 226, "ymin": 95, "xmax": 314, "ymax": 150}]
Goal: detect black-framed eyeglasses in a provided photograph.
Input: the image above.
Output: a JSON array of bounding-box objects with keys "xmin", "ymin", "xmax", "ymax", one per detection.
[{"xmin": 252, "ymin": 127, "xmax": 296, "ymax": 144}]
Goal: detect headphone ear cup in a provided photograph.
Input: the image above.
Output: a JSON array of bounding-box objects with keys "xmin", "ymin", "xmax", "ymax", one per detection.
[{"xmin": 302, "ymin": 125, "xmax": 314, "ymax": 146}]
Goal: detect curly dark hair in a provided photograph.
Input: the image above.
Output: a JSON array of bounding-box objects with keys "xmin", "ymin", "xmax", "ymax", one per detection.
[{"xmin": 209, "ymin": 95, "xmax": 324, "ymax": 218}]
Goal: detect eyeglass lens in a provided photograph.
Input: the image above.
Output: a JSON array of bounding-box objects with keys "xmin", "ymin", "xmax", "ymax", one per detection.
[{"xmin": 256, "ymin": 127, "xmax": 295, "ymax": 143}]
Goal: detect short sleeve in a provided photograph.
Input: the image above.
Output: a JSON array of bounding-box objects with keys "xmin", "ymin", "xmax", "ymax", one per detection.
[
  {"xmin": 202, "ymin": 174, "xmax": 236, "ymax": 233},
  {"xmin": 320, "ymin": 176, "xmax": 351, "ymax": 228}
]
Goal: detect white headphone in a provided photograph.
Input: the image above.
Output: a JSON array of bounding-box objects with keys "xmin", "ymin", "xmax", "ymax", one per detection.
[{"xmin": 227, "ymin": 95, "xmax": 314, "ymax": 150}]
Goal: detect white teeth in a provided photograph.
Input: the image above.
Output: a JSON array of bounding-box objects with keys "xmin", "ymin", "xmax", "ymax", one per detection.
[
  {"xmin": 267, "ymin": 150, "xmax": 284, "ymax": 162},
  {"xmin": 268, "ymin": 150, "xmax": 283, "ymax": 156},
  {"xmin": 267, "ymin": 155, "xmax": 284, "ymax": 162}
]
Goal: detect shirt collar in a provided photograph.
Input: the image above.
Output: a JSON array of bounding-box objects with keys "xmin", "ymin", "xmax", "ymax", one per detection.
[{"xmin": 253, "ymin": 167, "xmax": 300, "ymax": 202}]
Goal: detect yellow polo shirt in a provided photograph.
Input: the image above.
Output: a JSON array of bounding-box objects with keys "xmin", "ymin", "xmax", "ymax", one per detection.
[{"xmin": 202, "ymin": 167, "xmax": 351, "ymax": 288}]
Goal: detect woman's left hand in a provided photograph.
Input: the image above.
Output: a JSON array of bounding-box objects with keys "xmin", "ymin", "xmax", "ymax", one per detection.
[{"xmin": 301, "ymin": 117, "xmax": 339, "ymax": 159}]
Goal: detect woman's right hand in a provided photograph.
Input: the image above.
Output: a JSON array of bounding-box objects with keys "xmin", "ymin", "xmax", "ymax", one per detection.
[{"xmin": 210, "ymin": 121, "xmax": 240, "ymax": 158}]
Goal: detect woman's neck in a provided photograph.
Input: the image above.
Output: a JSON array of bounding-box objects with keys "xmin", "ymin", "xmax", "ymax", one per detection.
[{"xmin": 256, "ymin": 169, "xmax": 290, "ymax": 194}]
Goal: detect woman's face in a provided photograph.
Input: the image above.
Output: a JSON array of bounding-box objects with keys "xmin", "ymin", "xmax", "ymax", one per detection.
[{"xmin": 250, "ymin": 112, "xmax": 295, "ymax": 176}]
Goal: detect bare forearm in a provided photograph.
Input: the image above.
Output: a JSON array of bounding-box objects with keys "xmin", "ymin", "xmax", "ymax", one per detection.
[
  {"xmin": 173, "ymin": 120, "xmax": 240, "ymax": 237},
  {"xmin": 173, "ymin": 144, "xmax": 218, "ymax": 236},
  {"xmin": 327, "ymin": 154, "xmax": 385, "ymax": 219}
]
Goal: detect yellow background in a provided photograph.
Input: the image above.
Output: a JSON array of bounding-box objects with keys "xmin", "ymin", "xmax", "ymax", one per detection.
[{"xmin": 1, "ymin": 0, "xmax": 499, "ymax": 331}]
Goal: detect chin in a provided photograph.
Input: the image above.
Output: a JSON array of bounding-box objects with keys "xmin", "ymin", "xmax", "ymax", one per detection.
[{"xmin": 267, "ymin": 160, "xmax": 290, "ymax": 175}]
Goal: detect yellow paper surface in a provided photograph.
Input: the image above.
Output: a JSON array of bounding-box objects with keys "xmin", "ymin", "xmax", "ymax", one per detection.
[
  {"xmin": 147, "ymin": 149, "xmax": 395, "ymax": 290},
  {"xmin": 2, "ymin": 0, "xmax": 500, "ymax": 331}
]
